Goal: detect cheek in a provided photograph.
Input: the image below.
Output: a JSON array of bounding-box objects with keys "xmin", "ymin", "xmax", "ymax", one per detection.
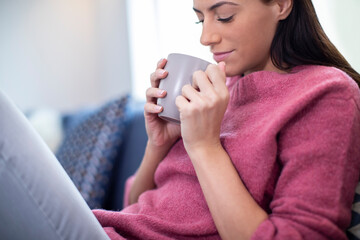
[
  {"xmin": 225, "ymin": 28, "xmax": 276, "ymax": 75},
  {"xmin": 231, "ymin": 14, "xmax": 277, "ymax": 53},
  {"xmin": 241, "ymin": 17, "xmax": 277, "ymax": 58},
  {"xmin": 244, "ymin": 8, "xmax": 278, "ymax": 46}
]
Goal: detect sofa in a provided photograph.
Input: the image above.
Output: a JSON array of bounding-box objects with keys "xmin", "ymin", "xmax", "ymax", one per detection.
[
  {"xmin": 25, "ymin": 94, "xmax": 360, "ymax": 239},
  {"xmin": 49, "ymin": 95, "xmax": 148, "ymax": 211},
  {"xmin": 100, "ymin": 99, "xmax": 147, "ymax": 210},
  {"xmin": 23, "ymin": 94, "xmax": 146, "ymax": 211}
]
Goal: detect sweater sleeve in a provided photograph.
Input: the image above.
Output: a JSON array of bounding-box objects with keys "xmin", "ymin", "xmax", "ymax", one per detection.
[{"xmin": 251, "ymin": 92, "xmax": 360, "ymax": 239}]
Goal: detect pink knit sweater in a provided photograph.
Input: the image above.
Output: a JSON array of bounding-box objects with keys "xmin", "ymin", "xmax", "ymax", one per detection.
[{"xmin": 93, "ymin": 65, "xmax": 360, "ymax": 239}]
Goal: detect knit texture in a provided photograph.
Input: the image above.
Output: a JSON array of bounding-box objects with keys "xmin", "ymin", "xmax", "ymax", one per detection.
[{"xmin": 93, "ymin": 65, "xmax": 360, "ymax": 239}]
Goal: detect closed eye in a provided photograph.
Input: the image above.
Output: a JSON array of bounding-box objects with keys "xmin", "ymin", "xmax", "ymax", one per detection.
[
  {"xmin": 196, "ymin": 15, "xmax": 234, "ymax": 24},
  {"xmin": 217, "ymin": 15, "xmax": 234, "ymax": 23},
  {"xmin": 195, "ymin": 19, "xmax": 204, "ymax": 24}
]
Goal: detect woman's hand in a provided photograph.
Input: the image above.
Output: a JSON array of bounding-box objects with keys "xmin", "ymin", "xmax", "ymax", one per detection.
[
  {"xmin": 175, "ymin": 62, "xmax": 229, "ymax": 155},
  {"xmin": 144, "ymin": 58, "xmax": 181, "ymax": 151},
  {"xmin": 129, "ymin": 58, "xmax": 182, "ymax": 205},
  {"xmin": 176, "ymin": 63, "xmax": 267, "ymax": 239}
]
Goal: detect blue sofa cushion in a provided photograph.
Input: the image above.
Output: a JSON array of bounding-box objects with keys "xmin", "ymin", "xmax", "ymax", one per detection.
[
  {"xmin": 56, "ymin": 95, "xmax": 128, "ymax": 209},
  {"xmin": 103, "ymin": 100, "xmax": 147, "ymax": 210}
]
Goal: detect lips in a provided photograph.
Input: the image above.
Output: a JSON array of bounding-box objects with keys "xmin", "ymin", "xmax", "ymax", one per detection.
[{"xmin": 212, "ymin": 50, "xmax": 234, "ymax": 62}]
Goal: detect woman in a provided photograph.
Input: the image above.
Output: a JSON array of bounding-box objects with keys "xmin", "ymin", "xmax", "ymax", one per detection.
[
  {"xmin": 0, "ymin": 0, "xmax": 359, "ymax": 239},
  {"xmin": 93, "ymin": 0, "xmax": 360, "ymax": 239}
]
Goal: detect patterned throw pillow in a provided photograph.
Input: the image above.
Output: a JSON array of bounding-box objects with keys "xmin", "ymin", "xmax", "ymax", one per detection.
[
  {"xmin": 348, "ymin": 182, "xmax": 360, "ymax": 240},
  {"xmin": 56, "ymin": 95, "xmax": 128, "ymax": 209}
]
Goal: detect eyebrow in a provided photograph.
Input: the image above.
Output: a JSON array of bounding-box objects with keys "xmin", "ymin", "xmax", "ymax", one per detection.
[{"xmin": 193, "ymin": 1, "xmax": 239, "ymax": 13}]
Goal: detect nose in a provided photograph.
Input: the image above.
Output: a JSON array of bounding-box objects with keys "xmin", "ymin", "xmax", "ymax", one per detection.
[{"xmin": 200, "ymin": 21, "xmax": 221, "ymax": 46}]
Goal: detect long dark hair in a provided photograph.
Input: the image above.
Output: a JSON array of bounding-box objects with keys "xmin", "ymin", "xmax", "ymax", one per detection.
[{"xmin": 264, "ymin": 0, "xmax": 360, "ymax": 86}]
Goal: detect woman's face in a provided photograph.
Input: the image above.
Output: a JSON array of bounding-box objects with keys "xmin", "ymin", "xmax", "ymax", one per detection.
[{"xmin": 193, "ymin": 0, "xmax": 281, "ymax": 76}]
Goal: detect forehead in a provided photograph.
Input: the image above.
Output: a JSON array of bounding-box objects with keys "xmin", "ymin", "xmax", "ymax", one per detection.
[{"xmin": 193, "ymin": 0, "xmax": 250, "ymax": 11}]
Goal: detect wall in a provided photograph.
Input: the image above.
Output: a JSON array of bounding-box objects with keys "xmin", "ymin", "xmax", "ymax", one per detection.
[
  {"xmin": 331, "ymin": 0, "xmax": 360, "ymax": 71},
  {"xmin": 313, "ymin": 0, "xmax": 360, "ymax": 72},
  {"xmin": 0, "ymin": 0, "xmax": 131, "ymax": 111}
]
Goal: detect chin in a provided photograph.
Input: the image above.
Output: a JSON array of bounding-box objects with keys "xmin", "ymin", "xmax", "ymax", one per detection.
[{"xmin": 225, "ymin": 65, "xmax": 244, "ymax": 77}]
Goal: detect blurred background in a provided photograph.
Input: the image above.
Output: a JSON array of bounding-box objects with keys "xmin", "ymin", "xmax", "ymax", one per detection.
[{"xmin": 0, "ymin": 0, "xmax": 359, "ymax": 112}]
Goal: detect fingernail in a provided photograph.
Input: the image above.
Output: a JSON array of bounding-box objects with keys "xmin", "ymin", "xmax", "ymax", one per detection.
[
  {"xmin": 158, "ymin": 90, "xmax": 165, "ymax": 96},
  {"xmin": 158, "ymin": 58, "xmax": 165, "ymax": 64},
  {"xmin": 155, "ymin": 105, "xmax": 163, "ymax": 111},
  {"xmin": 159, "ymin": 69, "xmax": 166, "ymax": 75}
]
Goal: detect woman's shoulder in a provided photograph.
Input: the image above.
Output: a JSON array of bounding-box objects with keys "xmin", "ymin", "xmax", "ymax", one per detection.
[
  {"xmin": 292, "ymin": 65, "xmax": 358, "ymax": 91},
  {"xmin": 285, "ymin": 65, "xmax": 360, "ymax": 103},
  {"xmin": 227, "ymin": 65, "xmax": 360, "ymax": 109}
]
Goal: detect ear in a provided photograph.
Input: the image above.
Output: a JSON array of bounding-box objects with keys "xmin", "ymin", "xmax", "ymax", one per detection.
[{"xmin": 275, "ymin": 0, "xmax": 293, "ymax": 20}]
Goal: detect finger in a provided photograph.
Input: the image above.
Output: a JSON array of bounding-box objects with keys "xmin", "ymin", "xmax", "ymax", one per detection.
[
  {"xmin": 218, "ymin": 61, "xmax": 226, "ymax": 73},
  {"xmin": 156, "ymin": 58, "xmax": 167, "ymax": 70},
  {"xmin": 149, "ymin": 58, "xmax": 168, "ymax": 88},
  {"xmin": 175, "ymin": 95, "xmax": 189, "ymax": 112},
  {"xmin": 150, "ymin": 68, "xmax": 168, "ymax": 87},
  {"xmin": 205, "ymin": 64, "xmax": 227, "ymax": 90},
  {"xmin": 144, "ymin": 102, "xmax": 163, "ymax": 114},
  {"xmin": 146, "ymin": 87, "xmax": 167, "ymax": 103},
  {"xmin": 192, "ymin": 70, "xmax": 214, "ymax": 94},
  {"xmin": 181, "ymin": 84, "xmax": 202, "ymax": 103}
]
